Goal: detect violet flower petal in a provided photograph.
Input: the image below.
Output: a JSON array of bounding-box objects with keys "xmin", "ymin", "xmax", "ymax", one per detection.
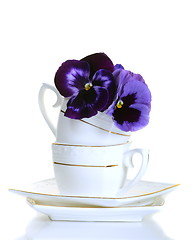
[
  {"xmin": 114, "ymin": 64, "xmax": 124, "ymax": 70},
  {"xmin": 65, "ymin": 87, "xmax": 108, "ymax": 119},
  {"xmin": 120, "ymin": 80, "xmax": 151, "ymax": 106},
  {"xmin": 113, "ymin": 69, "xmax": 145, "ymax": 92},
  {"xmin": 107, "ymin": 79, "xmax": 151, "ymax": 115},
  {"xmin": 121, "ymin": 70, "xmax": 145, "ymax": 83},
  {"xmin": 112, "ymin": 103, "xmax": 150, "ymax": 132},
  {"xmin": 81, "ymin": 53, "xmax": 114, "ymax": 78},
  {"xmin": 54, "ymin": 60, "xmax": 90, "ymax": 97},
  {"xmin": 107, "ymin": 79, "xmax": 151, "ymax": 132}
]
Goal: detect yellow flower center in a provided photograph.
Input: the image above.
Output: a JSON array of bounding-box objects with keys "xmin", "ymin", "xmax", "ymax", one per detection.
[
  {"xmin": 116, "ymin": 100, "xmax": 124, "ymax": 108},
  {"xmin": 84, "ymin": 82, "xmax": 93, "ymax": 91}
]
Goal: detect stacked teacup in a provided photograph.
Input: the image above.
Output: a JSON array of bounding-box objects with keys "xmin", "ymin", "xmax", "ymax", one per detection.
[{"xmin": 39, "ymin": 53, "xmax": 151, "ymax": 198}]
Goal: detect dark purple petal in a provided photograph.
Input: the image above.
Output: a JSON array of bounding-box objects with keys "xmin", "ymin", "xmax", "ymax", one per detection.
[
  {"xmin": 111, "ymin": 103, "xmax": 150, "ymax": 132},
  {"xmin": 91, "ymin": 86, "xmax": 109, "ymax": 111},
  {"xmin": 92, "ymin": 69, "xmax": 115, "ymax": 89},
  {"xmin": 54, "ymin": 60, "xmax": 90, "ymax": 97},
  {"xmin": 65, "ymin": 87, "xmax": 108, "ymax": 119},
  {"xmin": 92, "ymin": 69, "xmax": 116, "ymax": 110},
  {"xmin": 81, "ymin": 53, "xmax": 114, "ymax": 78}
]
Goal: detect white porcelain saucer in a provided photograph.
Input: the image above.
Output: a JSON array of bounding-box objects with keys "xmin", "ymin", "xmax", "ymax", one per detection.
[
  {"xmin": 27, "ymin": 197, "xmax": 164, "ymax": 222},
  {"xmin": 9, "ymin": 178, "xmax": 179, "ymax": 207}
]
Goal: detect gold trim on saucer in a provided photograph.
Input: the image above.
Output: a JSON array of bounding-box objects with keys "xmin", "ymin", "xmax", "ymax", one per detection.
[
  {"xmin": 60, "ymin": 110, "xmax": 131, "ymax": 137},
  {"xmin": 52, "ymin": 142, "xmax": 131, "ymax": 148},
  {"xmin": 9, "ymin": 184, "xmax": 180, "ymax": 200},
  {"xmin": 53, "ymin": 162, "xmax": 118, "ymax": 168}
]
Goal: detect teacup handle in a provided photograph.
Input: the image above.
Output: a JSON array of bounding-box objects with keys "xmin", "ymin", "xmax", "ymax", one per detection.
[
  {"xmin": 117, "ymin": 148, "xmax": 149, "ymax": 196},
  {"xmin": 38, "ymin": 83, "xmax": 63, "ymax": 136}
]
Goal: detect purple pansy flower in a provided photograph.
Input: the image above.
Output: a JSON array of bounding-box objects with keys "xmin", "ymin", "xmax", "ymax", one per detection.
[
  {"xmin": 54, "ymin": 53, "xmax": 116, "ymax": 119},
  {"xmin": 107, "ymin": 69, "xmax": 151, "ymax": 131}
]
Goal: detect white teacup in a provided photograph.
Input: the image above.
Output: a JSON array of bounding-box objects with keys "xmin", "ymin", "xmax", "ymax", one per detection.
[
  {"xmin": 52, "ymin": 142, "xmax": 149, "ymax": 197},
  {"xmin": 39, "ymin": 83, "xmax": 131, "ymax": 145}
]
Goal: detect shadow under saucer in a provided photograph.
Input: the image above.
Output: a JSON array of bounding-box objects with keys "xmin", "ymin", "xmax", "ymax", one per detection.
[{"xmin": 23, "ymin": 215, "xmax": 173, "ymax": 240}]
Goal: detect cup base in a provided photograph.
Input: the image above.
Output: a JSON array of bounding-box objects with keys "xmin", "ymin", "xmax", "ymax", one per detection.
[{"xmin": 54, "ymin": 164, "xmax": 124, "ymax": 198}]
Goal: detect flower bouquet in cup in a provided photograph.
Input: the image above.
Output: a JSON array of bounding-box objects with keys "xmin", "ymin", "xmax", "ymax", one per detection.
[{"xmin": 39, "ymin": 53, "xmax": 152, "ymax": 197}]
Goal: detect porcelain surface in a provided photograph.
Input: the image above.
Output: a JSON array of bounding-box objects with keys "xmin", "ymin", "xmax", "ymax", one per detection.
[
  {"xmin": 52, "ymin": 143, "xmax": 149, "ymax": 197},
  {"xmin": 27, "ymin": 197, "xmax": 164, "ymax": 222},
  {"xmin": 9, "ymin": 178, "xmax": 179, "ymax": 207}
]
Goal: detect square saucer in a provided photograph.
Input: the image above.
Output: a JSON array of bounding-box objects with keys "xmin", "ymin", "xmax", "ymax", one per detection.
[
  {"xmin": 27, "ymin": 197, "xmax": 164, "ymax": 222},
  {"xmin": 9, "ymin": 178, "xmax": 179, "ymax": 207}
]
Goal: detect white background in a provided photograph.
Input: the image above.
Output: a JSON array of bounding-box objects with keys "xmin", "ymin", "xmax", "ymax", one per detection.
[{"xmin": 0, "ymin": 0, "xmax": 191, "ymax": 239}]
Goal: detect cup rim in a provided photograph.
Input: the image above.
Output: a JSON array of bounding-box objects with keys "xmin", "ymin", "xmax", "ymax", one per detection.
[
  {"xmin": 60, "ymin": 110, "xmax": 131, "ymax": 137},
  {"xmin": 52, "ymin": 141, "xmax": 131, "ymax": 148}
]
